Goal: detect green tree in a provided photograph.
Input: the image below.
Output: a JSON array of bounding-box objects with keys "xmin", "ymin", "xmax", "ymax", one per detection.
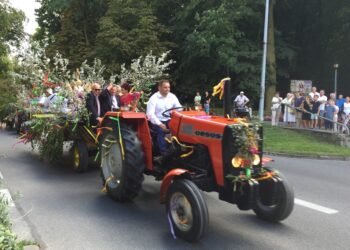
[
  {"xmin": 34, "ymin": 0, "xmax": 72, "ymax": 47},
  {"xmin": 0, "ymin": 0, "xmax": 25, "ymax": 74},
  {"xmin": 35, "ymin": 0, "xmax": 107, "ymax": 70},
  {"xmin": 274, "ymin": 0, "xmax": 350, "ymax": 96},
  {"xmin": 94, "ymin": 0, "xmax": 173, "ymax": 75},
  {"xmin": 0, "ymin": 0, "xmax": 25, "ymax": 120},
  {"xmin": 167, "ymin": 0, "xmax": 265, "ymax": 102}
]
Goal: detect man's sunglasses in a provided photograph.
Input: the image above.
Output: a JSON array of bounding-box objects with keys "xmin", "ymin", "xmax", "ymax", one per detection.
[{"xmin": 94, "ymin": 89, "xmax": 101, "ymax": 91}]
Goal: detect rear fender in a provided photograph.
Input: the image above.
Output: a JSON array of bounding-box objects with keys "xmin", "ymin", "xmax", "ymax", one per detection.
[
  {"xmin": 99, "ymin": 112, "xmax": 153, "ymax": 170},
  {"xmin": 160, "ymin": 168, "xmax": 190, "ymax": 203}
]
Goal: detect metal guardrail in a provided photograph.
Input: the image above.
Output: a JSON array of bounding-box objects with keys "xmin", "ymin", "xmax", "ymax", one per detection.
[{"xmin": 283, "ymin": 104, "xmax": 349, "ymax": 135}]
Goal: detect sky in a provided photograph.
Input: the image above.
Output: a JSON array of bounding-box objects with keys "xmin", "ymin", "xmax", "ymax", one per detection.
[{"xmin": 9, "ymin": 0, "xmax": 40, "ymax": 35}]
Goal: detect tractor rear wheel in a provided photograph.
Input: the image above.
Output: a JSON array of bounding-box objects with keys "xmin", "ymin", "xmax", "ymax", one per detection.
[
  {"xmin": 253, "ymin": 171, "xmax": 294, "ymax": 222},
  {"xmin": 166, "ymin": 179, "xmax": 209, "ymax": 242},
  {"xmin": 72, "ymin": 140, "xmax": 89, "ymax": 173},
  {"xmin": 100, "ymin": 121, "xmax": 145, "ymax": 201}
]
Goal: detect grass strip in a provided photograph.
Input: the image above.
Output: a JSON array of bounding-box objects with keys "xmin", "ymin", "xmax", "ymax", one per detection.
[{"xmin": 263, "ymin": 124, "xmax": 350, "ymax": 157}]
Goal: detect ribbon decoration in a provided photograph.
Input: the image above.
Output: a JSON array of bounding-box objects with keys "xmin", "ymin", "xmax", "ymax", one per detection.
[
  {"xmin": 43, "ymin": 72, "xmax": 59, "ymax": 88},
  {"xmin": 101, "ymin": 175, "xmax": 116, "ymax": 193},
  {"xmin": 164, "ymin": 136, "xmax": 194, "ymax": 158},
  {"xmin": 212, "ymin": 77, "xmax": 231, "ymax": 100},
  {"xmin": 32, "ymin": 114, "xmax": 55, "ymax": 118},
  {"xmin": 109, "ymin": 116, "xmax": 125, "ymax": 160},
  {"xmin": 83, "ymin": 125, "xmax": 98, "ymax": 144}
]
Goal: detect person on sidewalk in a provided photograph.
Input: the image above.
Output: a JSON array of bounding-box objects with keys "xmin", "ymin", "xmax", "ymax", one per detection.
[
  {"xmin": 271, "ymin": 92, "xmax": 282, "ymax": 126},
  {"xmin": 294, "ymin": 92, "xmax": 304, "ymax": 128},
  {"xmin": 202, "ymin": 90, "xmax": 211, "ymax": 115},
  {"xmin": 318, "ymin": 90, "xmax": 327, "ymax": 129},
  {"xmin": 324, "ymin": 100, "xmax": 336, "ymax": 130},
  {"xmin": 309, "ymin": 86, "xmax": 319, "ymax": 99},
  {"xmin": 234, "ymin": 91, "xmax": 249, "ymax": 108},
  {"xmin": 311, "ymin": 94, "xmax": 320, "ymax": 129},
  {"xmin": 342, "ymin": 97, "xmax": 350, "ymax": 133},
  {"xmin": 301, "ymin": 95, "xmax": 312, "ymax": 128},
  {"xmin": 282, "ymin": 93, "xmax": 295, "ymax": 126}
]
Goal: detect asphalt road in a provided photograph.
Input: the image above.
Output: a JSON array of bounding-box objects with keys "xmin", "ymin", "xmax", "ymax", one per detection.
[{"xmin": 0, "ymin": 129, "xmax": 349, "ymax": 250}]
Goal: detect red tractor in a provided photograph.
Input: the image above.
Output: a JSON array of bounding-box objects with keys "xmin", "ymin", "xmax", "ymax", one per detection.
[{"xmin": 97, "ymin": 80, "xmax": 294, "ymax": 242}]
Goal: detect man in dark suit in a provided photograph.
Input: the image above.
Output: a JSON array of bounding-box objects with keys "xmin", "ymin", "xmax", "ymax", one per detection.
[
  {"xmin": 99, "ymin": 83, "xmax": 120, "ymax": 116},
  {"xmin": 86, "ymin": 83, "xmax": 102, "ymax": 126}
]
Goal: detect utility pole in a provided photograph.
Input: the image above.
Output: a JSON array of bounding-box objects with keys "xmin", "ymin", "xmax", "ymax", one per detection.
[{"xmin": 259, "ymin": 0, "xmax": 270, "ymax": 122}]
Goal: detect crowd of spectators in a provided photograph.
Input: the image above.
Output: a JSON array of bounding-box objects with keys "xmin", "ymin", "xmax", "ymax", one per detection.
[{"xmin": 271, "ymin": 86, "xmax": 350, "ymax": 133}]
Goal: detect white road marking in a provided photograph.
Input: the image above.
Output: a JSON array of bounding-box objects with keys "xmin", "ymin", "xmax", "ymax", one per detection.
[
  {"xmin": 295, "ymin": 198, "xmax": 338, "ymax": 214},
  {"xmin": 0, "ymin": 171, "xmax": 3, "ymax": 180},
  {"xmin": 0, "ymin": 189, "xmax": 15, "ymax": 207}
]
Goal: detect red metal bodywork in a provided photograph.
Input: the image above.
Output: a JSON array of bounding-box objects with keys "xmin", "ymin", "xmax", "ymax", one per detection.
[
  {"xmin": 102, "ymin": 110, "xmax": 245, "ymax": 191},
  {"xmin": 103, "ymin": 111, "xmax": 153, "ymax": 170},
  {"xmin": 159, "ymin": 168, "xmax": 190, "ymax": 203},
  {"xmin": 168, "ymin": 111, "xmax": 244, "ymax": 187}
]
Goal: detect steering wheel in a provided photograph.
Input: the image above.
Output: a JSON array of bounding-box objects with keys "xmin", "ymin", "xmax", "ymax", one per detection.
[{"xmin": 162, "ymin": 106, "xmax": 184, "ymax": 118}]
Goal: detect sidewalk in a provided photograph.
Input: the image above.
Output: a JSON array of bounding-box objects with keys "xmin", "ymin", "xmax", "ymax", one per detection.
[{"xmin": 0, "ymin": 173, "xmax": 40, "ymax": 250}]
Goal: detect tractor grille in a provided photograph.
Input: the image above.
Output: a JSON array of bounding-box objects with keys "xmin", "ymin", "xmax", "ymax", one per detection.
[{"xmin": 219, "ymin": 124, "xmax": 263, "ymax": 204}]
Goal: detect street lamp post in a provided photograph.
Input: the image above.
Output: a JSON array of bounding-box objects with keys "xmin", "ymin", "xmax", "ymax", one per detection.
[
  {"xmin": 259, "ymin": 0, "xmax": 270, "ymax": 122},
  {"xmin": 334, "ymin": 64, "xmax": 339, "ymax": 95}
]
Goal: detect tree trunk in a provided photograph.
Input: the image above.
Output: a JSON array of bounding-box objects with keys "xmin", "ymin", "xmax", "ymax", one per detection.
[
  {"xmin": 265, "ymin": 0, "xmax": 277, "ymax": 114},
  {"xmin": 81, "ymin": 0, "xmax": 90, "ymax": 47}
]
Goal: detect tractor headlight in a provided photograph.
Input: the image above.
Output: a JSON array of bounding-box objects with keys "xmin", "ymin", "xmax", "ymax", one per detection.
[
  {"xmin": 231, "ymin": 153, "xmax": 260, "ymax": 168},
  {"xmin": 231, "ymin": 155, "xmax": 243, "ymax": 168},
  {"xmin": 252, "ymin": 154, "xmax": 260, "ymax": 165}
]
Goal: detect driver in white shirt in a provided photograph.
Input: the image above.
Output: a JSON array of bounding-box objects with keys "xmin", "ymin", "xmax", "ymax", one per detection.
[{"xmin": 146, "ymin": 80, "xmax": 181, "ymax": 155}]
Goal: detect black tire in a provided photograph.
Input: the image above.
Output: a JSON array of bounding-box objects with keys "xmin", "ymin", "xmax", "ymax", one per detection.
[
  {"xmin": 72, "ymin": 140, "xmax": 89, "ymax": 173},
  {"xmin": 253, "ymin": 171, "xmax": 294, "ymax": 222},
  {"xmin": 100, "ymin": 120, "xmax": 145, "ymax": 201},
  {"xmin": 166, "ymin": 179, "xmax": 209, "ymax": 242}
]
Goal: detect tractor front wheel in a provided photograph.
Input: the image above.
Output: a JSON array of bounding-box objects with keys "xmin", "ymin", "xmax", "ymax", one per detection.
[
  {"xmin": 166, "ymin": 179, "xmax": 209, "ymax": 242},
  {"xmin": 253, "ymin": 171, "xmax": 294, "ymax": 222}
]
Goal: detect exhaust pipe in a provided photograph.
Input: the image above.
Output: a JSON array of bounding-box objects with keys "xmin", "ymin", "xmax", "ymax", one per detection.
[{"xmin": 223, "ymin": 79, "xmax": 232, "ymax": 117}]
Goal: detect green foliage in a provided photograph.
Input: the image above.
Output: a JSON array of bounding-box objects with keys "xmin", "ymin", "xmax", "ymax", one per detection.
[
  {"xmin": 0, "ymin": 0, "xmax": 25, "ymax": 79},
  {"xmin": 274, "ymin": 0, "xmax": 350, "ymax": 94},
  {"xmin": 117, "ymin": 51, "xmax": 175, "ymax": 110},
  {"xmin": 0, "ymin": 184, "xmax": 36, "ymax": 250},
  {"xmin": 0, "ymin": 78, "xmax": 17, "ymax": 121},
  {"xmin": 29, "ymin": 118, "xmax": 65, "ymax": 162},
  {"xmin": 79, "ymin": 58, "xmax": 106, "ymax": 86},
  {"xmin": 95, "ymin": 0, "xmax": 173, "ymax": 74},
  {"xmin": 163, "ymin": 0, "xmax": 265, "ymax": 98},
  {"xmin": 0, "ymin": 0, "xmax": 25, "ymax": 53},
  {"xmin": 25, "ymin": 0, "xmax": 350, "ymax": 104},
  {"xmin": 35, "ymin": 0, "xmax": 106, "ymax": 69}
]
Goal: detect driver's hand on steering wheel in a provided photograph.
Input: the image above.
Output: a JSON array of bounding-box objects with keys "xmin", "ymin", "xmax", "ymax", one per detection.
[{"xmin": 159, "ymin": 123, "xmax": 168, "ymax": 131}]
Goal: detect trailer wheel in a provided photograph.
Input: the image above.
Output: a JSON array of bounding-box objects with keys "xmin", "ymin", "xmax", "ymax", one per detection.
[
  {"xmin": 72, "ymin": 140, "xmax": 89, "ymax": 173},
  {"xmin": 100, "ymin": 121, "xmax": 145, "ymax": 201},
  {"xmin": 253, "ymin": 171, "xmax": 294, "ymax": 222},
  {"xmin": 166, "ymin": 179, "xmax": 209, "ymax": 242}
]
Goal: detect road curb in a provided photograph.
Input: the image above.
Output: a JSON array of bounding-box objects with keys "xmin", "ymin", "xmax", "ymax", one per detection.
[
  {"xmin": 0, "ymin": 177, "xmax": 42, "ymax": 249},
  {"xmin": 265, "ymin": 151, "xmax": 350, "ymax": 161}
]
